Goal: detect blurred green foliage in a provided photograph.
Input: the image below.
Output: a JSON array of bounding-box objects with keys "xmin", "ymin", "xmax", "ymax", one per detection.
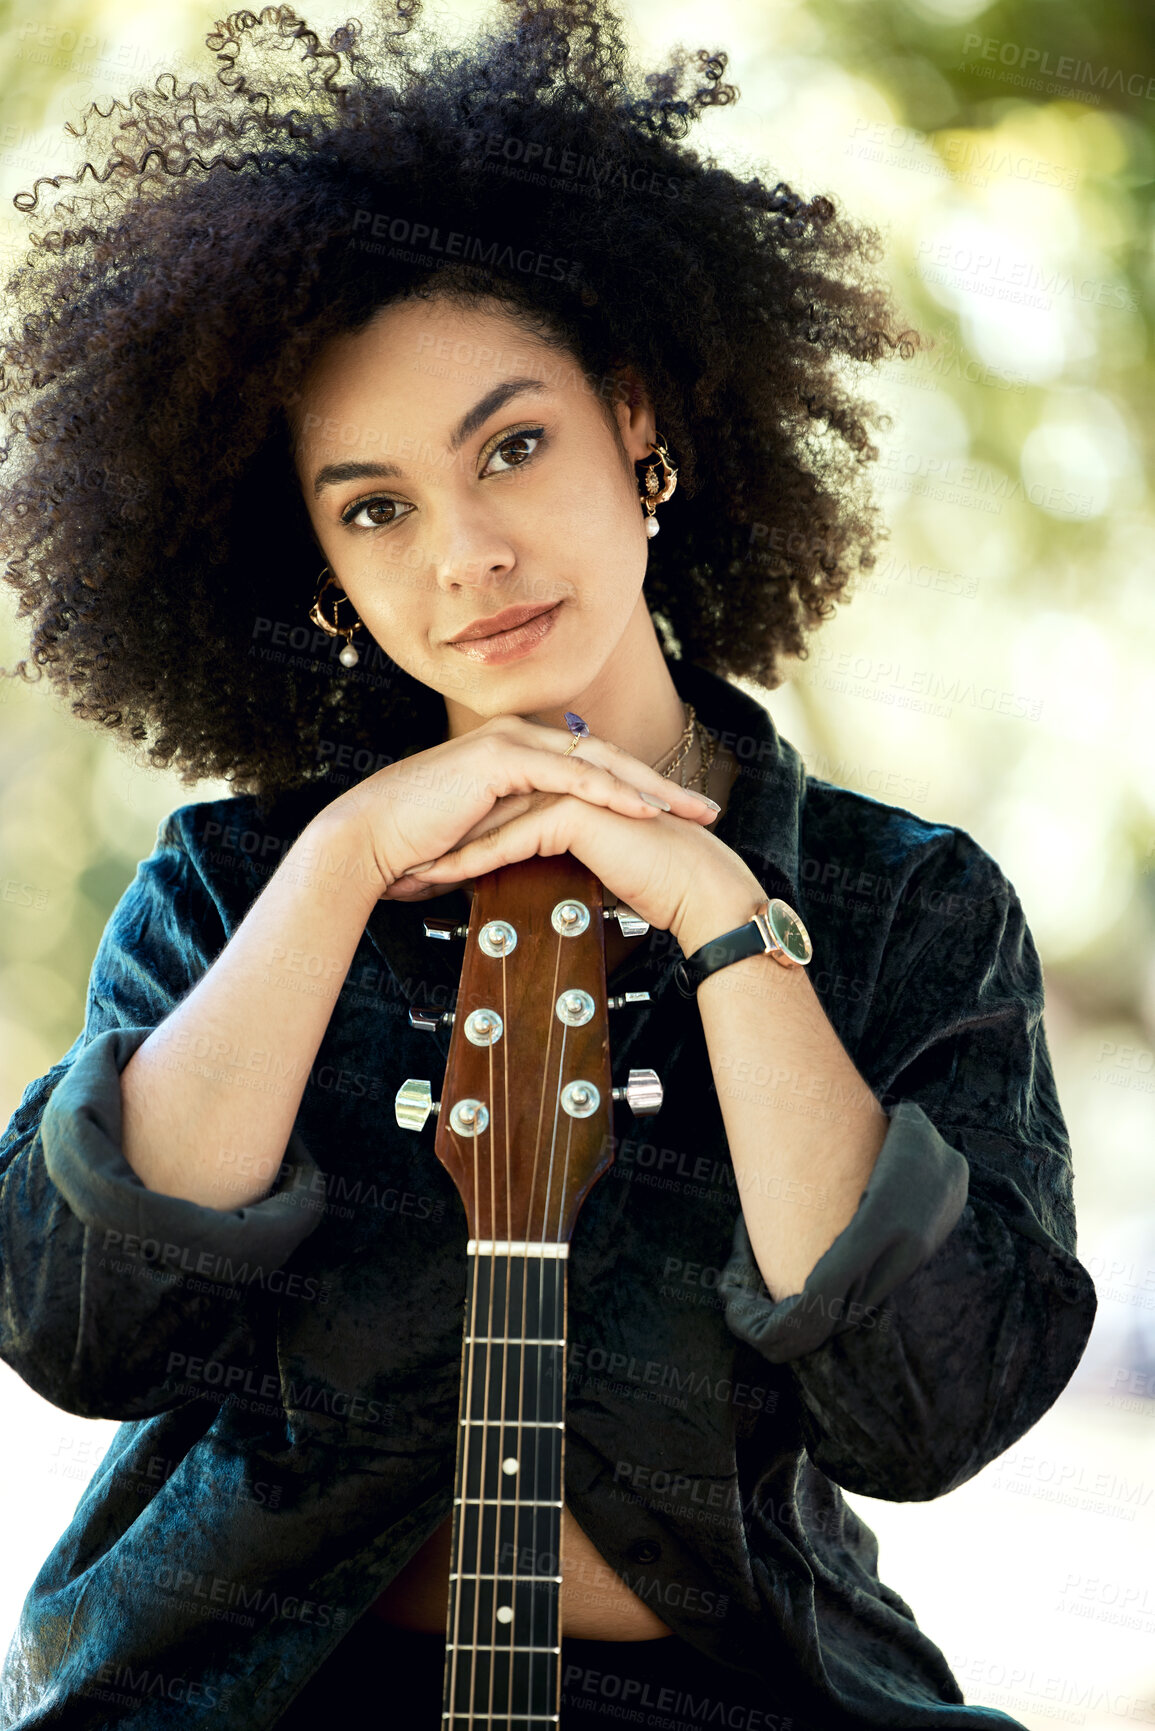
[{"xmin": 1, "ymin": 0, "xmax": 1152, "ymax": 1116}]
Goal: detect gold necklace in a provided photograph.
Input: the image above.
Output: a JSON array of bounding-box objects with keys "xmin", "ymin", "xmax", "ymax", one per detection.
[
  {"xmin": 461, "ymin": 704, "xmax": 716, "ymax": 915},
  {"xmin": 652, "ymin": 702, "xmax": 716, "ymax": 795}
]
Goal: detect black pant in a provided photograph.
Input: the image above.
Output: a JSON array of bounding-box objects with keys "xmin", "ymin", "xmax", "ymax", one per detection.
[{"xmin": 274, "ymin": 1615, "xmax": 808, "ymax": 1728}]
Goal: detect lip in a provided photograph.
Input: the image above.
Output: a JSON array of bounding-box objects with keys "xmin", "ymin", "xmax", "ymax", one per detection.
[
  {"xmin": 447, "ymin": 602, "xmax": 559, "ymax": 643},
  {"xmin": 446, "ymin": 601, "xmax": 563, "ymax": 665}
]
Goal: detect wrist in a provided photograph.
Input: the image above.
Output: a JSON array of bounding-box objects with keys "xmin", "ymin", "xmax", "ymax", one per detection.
[
  {"xmin": 673, "ymin": 872, "xmax": 767, "ymax": 960},
  {"xmin": 289, "ymin": 809, "xmax": 390, "ymax": 908}
]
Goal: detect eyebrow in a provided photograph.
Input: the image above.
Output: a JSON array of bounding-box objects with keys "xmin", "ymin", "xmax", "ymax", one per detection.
[{"xmin": 311, "ymin": 376, "xmax": 549, "ymax": 497}]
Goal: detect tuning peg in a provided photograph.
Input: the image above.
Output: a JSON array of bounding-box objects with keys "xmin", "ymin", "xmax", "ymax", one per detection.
[
  {"xmin": 603, "ymin": 906, "xmax": 650, "ymax": 938},
  {"xmin": 607, "ymin": 990, "xmax": 651, "ymax": 1010},
  {"xmin": 423, "ymin": 917, "xmax": 469, "ymax": 940},
  {"xmin": 395, "ymin": 1078, "xmax": 439, "ymax": 1131},
  {"xmin": 611, "ymin": 1067, "xmax": 663, "ymax": 1117},
  {"xmin": 408, "ymin": 1005, "xmax": 456, "ymax": 1032}
]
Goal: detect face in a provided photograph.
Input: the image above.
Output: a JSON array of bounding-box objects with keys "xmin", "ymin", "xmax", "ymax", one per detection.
[{"xmin": 291, "ymin": 295, "xmax": 659, "ymax": 735}]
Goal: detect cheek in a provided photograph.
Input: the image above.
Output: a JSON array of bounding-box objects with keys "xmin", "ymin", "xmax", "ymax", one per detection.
[{"xmin": 345, "ymin": 552, "xmax": 435, "ymax": 625}]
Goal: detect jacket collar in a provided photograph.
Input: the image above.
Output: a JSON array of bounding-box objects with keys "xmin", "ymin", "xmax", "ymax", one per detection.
[{"xmin": 667, "ymin": 658, "xmax": 804, "ymax": 906}]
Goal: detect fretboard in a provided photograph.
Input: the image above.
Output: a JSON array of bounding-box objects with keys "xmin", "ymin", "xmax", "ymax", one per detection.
[{"xmin": 444, "ymin": 1243, "xmax": 568, "ymax": 1728}]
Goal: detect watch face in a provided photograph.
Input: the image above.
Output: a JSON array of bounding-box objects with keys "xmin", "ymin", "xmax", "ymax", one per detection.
[{"xmin": 767, "ymin": 898, "xmax": 813, "ymax": 965}]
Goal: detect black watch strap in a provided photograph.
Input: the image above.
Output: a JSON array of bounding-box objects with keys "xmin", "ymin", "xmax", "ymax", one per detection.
[{"xmin": 674, "ymin": 915, "xmax": 773, "ymax": 999}]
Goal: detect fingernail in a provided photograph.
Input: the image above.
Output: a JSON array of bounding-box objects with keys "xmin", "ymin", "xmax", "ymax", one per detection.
[
  {"xmin": 691, "ymin": 795, "xmax": 721, "ymax": 811},
  {"xmin": 639, "ymin": 791, "xmax": 671, "ymax": 811}
]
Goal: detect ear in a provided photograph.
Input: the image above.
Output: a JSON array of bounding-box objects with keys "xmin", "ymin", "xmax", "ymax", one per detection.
[{"xmin": 609, "ymin": 365, "xmax": 657, "ymax": 465}]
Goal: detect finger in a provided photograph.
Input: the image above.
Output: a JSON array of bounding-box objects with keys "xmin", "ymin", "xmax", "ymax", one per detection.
[
  {"xmin": 458, "ymin": 736, "xmax": 671, "ymax": 822},
  {"xmin": 405, "ymin": 802, "xmax": 579, "ymax": 884},
  {"xmin": 385, "ymin": 874, "xmax": 453, "ymax": 898},
  {"xmin": 497, "ymin": 716, "xmax": 720, "ymax": 823}
]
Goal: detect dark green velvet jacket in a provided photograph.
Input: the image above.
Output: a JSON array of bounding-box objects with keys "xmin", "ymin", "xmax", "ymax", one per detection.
[{"xmin": 0, "ymin": 659, "xmax": 1096, "ymax": 1728}]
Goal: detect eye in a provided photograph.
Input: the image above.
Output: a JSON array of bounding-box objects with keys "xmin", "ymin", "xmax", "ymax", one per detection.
[
  {"xmin": 483, "ymin": 427, "xmax": 546, "ymax": 474},
  {"xmin": 340, "ymin": 496, "xmax": 416, "ymax": 530}
]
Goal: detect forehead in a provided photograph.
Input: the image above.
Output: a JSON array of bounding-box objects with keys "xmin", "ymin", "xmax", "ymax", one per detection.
[
  {"xmin": 313, "ymin": 295, "xmax": 551, "ymax": 381},
  {"xmin": 292, "ymin": 295, "xmax": 595, "ymax": 470}
]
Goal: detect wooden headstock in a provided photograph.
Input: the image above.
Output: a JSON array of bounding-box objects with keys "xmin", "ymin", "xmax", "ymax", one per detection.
[{"xmin": 432, "ymin": 853, "xmax": 615, "ymax": 1245}]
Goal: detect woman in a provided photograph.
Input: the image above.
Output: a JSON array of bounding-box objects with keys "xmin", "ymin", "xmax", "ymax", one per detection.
[{"xmin": 0, "ymin": 4, "xmax": 1096, "ymax": 1727}]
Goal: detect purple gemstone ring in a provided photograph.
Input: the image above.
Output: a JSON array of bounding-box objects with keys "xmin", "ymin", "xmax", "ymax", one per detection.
[{"xmin": 562, "ymin": 711, "xmax": 589, "ymax": 757}]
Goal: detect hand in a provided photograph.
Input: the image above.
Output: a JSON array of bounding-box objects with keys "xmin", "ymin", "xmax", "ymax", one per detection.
[
  {"xmin": 334, "ymin": 716, "xmax": 764, "ymax": 946},
  {"xmin": 318, "ymin": 709, "xmax": 723, "ymax": 927}
]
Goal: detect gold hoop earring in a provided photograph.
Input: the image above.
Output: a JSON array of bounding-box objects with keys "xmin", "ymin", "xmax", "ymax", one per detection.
[
  {"xmin": 638, "ymin": 434, "xmax": 678, "ymax": 539},
  {"xmin": 309, "ymin": 566, "xmax": 363, "ymax": 668}
]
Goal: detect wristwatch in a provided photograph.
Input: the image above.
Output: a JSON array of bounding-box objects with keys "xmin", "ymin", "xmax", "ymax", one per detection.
[{"xmin": 674, "ymin": 897, "xmax": 813, "ymax": 998}]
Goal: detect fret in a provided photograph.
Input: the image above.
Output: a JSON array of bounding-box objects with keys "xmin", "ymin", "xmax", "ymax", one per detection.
[
  {"xmin": 445, "ymin": 1644, "xmax": 562, "ymax": 1654},
  {"xmin": 439, "ymin": 1710, "xmax": 557, "ymax": 1724},
  {"xmin": 452, "ymin": 1498, "xmax": 564, "ymax": 1565},
  {"xmin": 450, "ymin": 1573, "xmax": 563, "ymax": 1582},
  {"xmin": 455, "ymin": 1498, "xmax": 564, "ymax": 1507},
  {"xmin": 444, "ymin": 1645, "xmax": 558, "ymax": 1717},
  {"xmin": 468, "ymin": 1240, "xmax": 569, "ymax": 1257},
  {"xmin": 459, "ymin": 1419, "xmax": 564, "ymax": 1428},
  {"xmin": 464, "ymin": 1337, "xmax": 566, "ymax": 1345}
]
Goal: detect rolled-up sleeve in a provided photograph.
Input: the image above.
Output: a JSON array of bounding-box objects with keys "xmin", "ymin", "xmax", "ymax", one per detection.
[
  {"xmin": 718, "ymin": 831, "xmax": 1097, "ymax": 1502},
  {"xmin": 0, "ymin": 819, "xmax": 325, "ymax": 1420}
]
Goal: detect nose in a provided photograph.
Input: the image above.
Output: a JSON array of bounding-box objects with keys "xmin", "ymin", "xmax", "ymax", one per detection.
[{"xmin": 432, "ymin": 503, "xmax": 518, "ymax": 591}]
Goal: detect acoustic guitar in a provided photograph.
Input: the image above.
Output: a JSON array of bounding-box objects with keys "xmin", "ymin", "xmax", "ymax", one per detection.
[{"xmin": 394, "ymin": 854, "xmax": 661, "ymax": 1727}]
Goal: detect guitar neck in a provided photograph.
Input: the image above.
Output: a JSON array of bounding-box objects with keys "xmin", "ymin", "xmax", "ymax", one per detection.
[
  {"xmin": 411, "ymin": 853, "xmax": 621, "ymax": 1726},
  {"xmin": 444, "ymin": 1244, "xmax": 568, "ymax": 1728}
]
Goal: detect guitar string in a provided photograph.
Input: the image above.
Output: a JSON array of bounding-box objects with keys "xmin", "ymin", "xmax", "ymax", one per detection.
[
  {"xmin": 528, "ymin": 913, "xmax": 589, "ymax": 1719},
  {"xmin": 444, "ymin": 1101, "xmax": 482, "ymax": 1727},
  {"xmin": 468, "ymin": 962, "xmax": 510, "ymax": 1727},
  {"xmin": 484, "ymin": 1031, "xmax": 500, "ymax": 1729},
  {"xmin": 523, "ymin": 925, "xmax": 567, "ymax": 1714},
  {"xmin": 446, "ymin": 946, "xmax": 516, "ymax": 1724},
  {"xmin": 451, "ymin": 921, "xmax": 516, "ymax": 1727},
  {"xmin": 499, "ymin": 915, "xmax": 558, "ymax": 1711},
  {"xmin": 498, "ymin": 940, "xmax": 513, "ymax": 1725},
  {"xmin": 489, "ymin": 937, "xmax": 518, "ymax": 1724}
]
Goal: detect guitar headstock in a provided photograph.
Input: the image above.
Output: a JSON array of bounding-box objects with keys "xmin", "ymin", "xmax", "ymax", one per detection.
[{"xmin": 432, "ymin": 853, "xmax": 615, "ymax": 1245}]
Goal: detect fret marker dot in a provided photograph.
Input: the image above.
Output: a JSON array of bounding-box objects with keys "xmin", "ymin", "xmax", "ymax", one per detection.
[
  {"xmin": 502, "ymin": 1458, "xmax": 519, "ymax": 1475},
  {"xmin": 496, "ymin": 1605, "xmax": 513, "ymax": 1624}
]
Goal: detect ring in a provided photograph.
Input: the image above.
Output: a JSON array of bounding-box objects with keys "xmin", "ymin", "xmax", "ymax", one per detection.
[{"xmin": 563, "ymin": 711, "xmax": 590, "ymax": 757}]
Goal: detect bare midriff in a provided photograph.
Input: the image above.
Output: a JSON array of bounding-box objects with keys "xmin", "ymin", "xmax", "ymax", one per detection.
[{"xmin": 369, "ymin": 1502, "xmax": 672, "ymax": 1639}]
